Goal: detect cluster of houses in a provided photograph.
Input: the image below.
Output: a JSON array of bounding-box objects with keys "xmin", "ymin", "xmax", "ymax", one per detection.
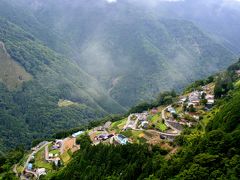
[
  {"xmin": 25, "ymin": 131, "xmax": 84, "ymax": 178},
  {"xmin": 91, "ymin": 121, "xmax": 130, "ymax": 145},
  {"xmin": 235, "ymin": 69, "xmax": 240, "ymax": 76},
  {"xmin": 170, "ymin": 86, "xmax": 215, "ymax": 127},
  {"xmin": 166, "ymin": 86, "xmax": 215, "ymax": 129},
  {"xmin": 25, "ymin": 163, "xmax": 47, "ymax": 178},
  {"xmin": 93, "ymin": 133, "xmax": 129, "ymax": 145},
  {"xmin": 123, "ymin": 114, "xmax": 139, "ymax": 130},
  {"xmin": 23, "ymin": 84, "xmax": 217, "ymax": 178},
  {"xmin": 179, "ymin": 88, "xmax": 215, "ymax": 110},
  {"xmin": 138, "ymin": 111, "xmax": 149, "ymax": 129},
  {"xmin": 50, "ymin": 132, "xmax": 82, "ymax": 157},
  {"xmin": 123, "ymin": 112, "xmax": 150, "ymax": 131}
]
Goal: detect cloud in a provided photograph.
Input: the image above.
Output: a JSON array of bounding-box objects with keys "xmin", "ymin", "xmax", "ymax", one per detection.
[
  {"xmin": 159, "ymin": 0, "xmax": 184, "ymax": 1},
  {"xmin": 105, "ymin": 0, "xmax": 117, "ymax": 3}
]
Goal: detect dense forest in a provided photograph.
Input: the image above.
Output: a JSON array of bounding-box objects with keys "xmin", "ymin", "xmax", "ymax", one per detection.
[
  {"xmin": 0, "ymin": 0, "xmax": 236, "ymax": 108},
  {"xmin": 0, "ymin": 17, "xmax": 125, "ymax": 152}
]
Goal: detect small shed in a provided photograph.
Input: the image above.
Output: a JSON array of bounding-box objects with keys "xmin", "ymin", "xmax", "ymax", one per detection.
[{"xmin": 27, "ymin": 163, "xmax": 33, "ymax": 171}]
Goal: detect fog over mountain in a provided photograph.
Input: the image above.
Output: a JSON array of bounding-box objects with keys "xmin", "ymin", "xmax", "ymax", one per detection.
[
  {"xmin": 14, "ymin": 0, "xmax": 238, "ymax": 106},
  {"xmin": 0, "ymin": 0, "xmax": 240, "ymax": 150}
]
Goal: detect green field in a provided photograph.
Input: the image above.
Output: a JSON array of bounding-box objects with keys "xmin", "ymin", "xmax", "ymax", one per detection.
[
  {"xmin": 110, "ymin": 118, "xmax": 127, "ymax": 133},
  {"xmin": 34, "ymin": 147, "xmax": 53, "ymax": 170},
  {"xmin": 150, "ymin": 113, "xmax": 161, "ymax": 123},
  {"xmin": 234, "ymin": 79, "xmax": 240, "ymax": 88},
  {"xmin": 61, "ymin": 151, "xmax": 71, "ymax": 164},
  {"xmin": 16, "ymin": 165, "xmax": 24, "ymax": 174},
  {"xmin": 156, "ymin": 122, "xmax": 167, "ymax": 132},
  {"xmin": 121, "ymin": 130, "xmax": 146, "ymax": 144},
  {"xmin": 49, "ymin": 149, "xmax": 60, "ymax": 155}
]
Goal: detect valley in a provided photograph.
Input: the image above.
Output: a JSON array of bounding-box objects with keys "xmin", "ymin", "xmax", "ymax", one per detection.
[
  {"xmin": 0, "ymin": 0, "xmax": 240, "ymax": 179},
  {"xmin": 0, "ymin": 0, "xmax": 238, "ymax": 153}
]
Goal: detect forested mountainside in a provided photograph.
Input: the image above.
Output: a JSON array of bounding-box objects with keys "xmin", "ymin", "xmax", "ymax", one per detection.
[
  {"xmin": 151, "ymin": 0, "xmax": 240, "ymax": 53},
  {"xmin": 0, "ymin": 0, "xmax": 236, "ymax": 108},
  {"xmin": 1, "ymin": 56, "xmax": 240, "ymax": 179},
  {"xmin": 49, "ymin": 60, "xmax": 240, "ymax": 179},
  {"xmin": 0, "ymin": 0, "xmax": 239, "ymax": 153},
  {"xmin": 0, "ymin": 17, "xmax": 125, "ymax": 152}
]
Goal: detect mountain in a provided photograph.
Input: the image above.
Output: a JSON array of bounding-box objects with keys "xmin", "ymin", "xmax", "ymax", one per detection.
[
  {"xmin": 2, "ymin": 0, "xmax": 236, "ymax": 108},
  {"xmin": 0, "ymin": 17, "xmax": 125, "ymax": 151},
  {"xmin": 150, "ymin": 0, "xmax": 240, "ymax": 53},
  {"xmin": 1, "ymin": 58, "xmax": 240, "ymax": 179},
  {"xmin": 0, "ymin": 0, "xmax": 239, "ymax": 151},
  {"xmin": 0, "ymin": 41, "xmax": 32, "ymax": 90}
]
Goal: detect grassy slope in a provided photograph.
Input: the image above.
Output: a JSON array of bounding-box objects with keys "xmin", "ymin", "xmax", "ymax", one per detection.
[{"xmin": 0, "ymin": 42, "xmax": 32, "ymax": 90}]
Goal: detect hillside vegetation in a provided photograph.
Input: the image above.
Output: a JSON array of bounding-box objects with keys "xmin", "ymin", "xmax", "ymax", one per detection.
[
  {"xmin": 0, "ymin": 0, "xmax": 238, "ymax": 152},
  {"xmin": 0, "ymin": 17, "xmax": 125, "ymax": 152},
  {"xmin": 0, "ymin": 0, "xmax": 236, "ymax": 108},
  {"xmin": 49, "ymin": 60, "xmax": 240, "ymax": 180},
  {"xmin": 0, "ymin": 41, "xmax": 32, "ymax": 90},
  {"xmin": 1, "ymin": 59, "xmax": 240, "ymax": 179}
]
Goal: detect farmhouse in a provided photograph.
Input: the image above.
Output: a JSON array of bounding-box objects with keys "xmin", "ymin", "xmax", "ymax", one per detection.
[
  {"xmin": 167, "ymin": 107, "xmax": 176, "ymax": 115},
  {"xmin": 72, "ymin": 131, "xmax": 84, "ymax": 138},
  {"xmin": 236, "ymin": 70, "xmax": 240, "ymax": 76},
  {"xmin": 104, "ymin": 121, "xmax": 112, "ymax": 129},
  {"xmin": 188, "ymin": 91, "xmax": 200, "ymax": 105},
  {"xmin": 60, "ymin": 137, "xmax": 80, "ymax": 154},
  {"xmin": 141, "ymin": 121, "xmax": 149, "ymax": 129},
  {"xmin": 36, "ymin": 168, "xmax": 46, "ymax": 176},
  {"xmin": 114, "ymin": 134, "xmax": 128, "ymax": 145}
]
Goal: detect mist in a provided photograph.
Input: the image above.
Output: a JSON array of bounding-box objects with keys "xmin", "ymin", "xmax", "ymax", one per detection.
[{"xmin": 2, "ymin": 0, "xmax": 239, "ymax": 107}]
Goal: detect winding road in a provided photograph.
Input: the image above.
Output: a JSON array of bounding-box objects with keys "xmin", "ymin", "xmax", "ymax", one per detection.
[
  {"xmin": 160, "ymin": 106, "xmax": 181, "ymax": 136},
  {"xmin": 21, "ymin": 141, "xmax": 51, "ymax": 180}
]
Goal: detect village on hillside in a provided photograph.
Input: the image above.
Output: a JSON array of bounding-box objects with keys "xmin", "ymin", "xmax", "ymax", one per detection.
[{"xmin": 17, "ymin": 83, "xmax": 216, "ymax": 179}]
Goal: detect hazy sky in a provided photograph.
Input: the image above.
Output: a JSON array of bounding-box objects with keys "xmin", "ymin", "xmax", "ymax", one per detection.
[
  {"xmin": 105, "ymin": 0, "xmax": 117, "ymax": 3},
  {"xmin": 104, "ymin": 0, "xmax": 240, "ymax": 3}
]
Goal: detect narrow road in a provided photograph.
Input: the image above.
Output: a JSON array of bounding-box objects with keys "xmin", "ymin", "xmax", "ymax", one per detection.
[
  {"xmin": 122, "ymin": 108, "xmax": 181, "ymax": 138},
  {"xmin": 134, "ymin": 129, "xmax": 180, "ymax": 137},
  {"xmin": 124, "ymin": 114, "xmax": 139, "ymax": 130},
  {"xmin": 161, "ymin": 106, "xmax": 181, "ymax": 135},
  {"xmin": 147, "ymin": 129, "xmax": 180, "ymax": 137},
  {"xmin": 22, "ymin": 141, "xmax": 51, "ymax": 179},
  {"xmin": 23, "ymin": 142, "xmax": 50, "ymax": 170},
  {"xmin": 13, "ymin": 164, "xmax": 18, "ymax": 177}
]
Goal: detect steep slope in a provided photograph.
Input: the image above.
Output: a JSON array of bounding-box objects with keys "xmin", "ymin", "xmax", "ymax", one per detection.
[
  {"xmin": 51, "ymin": 60, "xmax": 240, "ymax": 180},
  {"xmin": 0, "ymin": 0, "xmax": 236, "ymax": 108},
  {"xmin": 0, "ymin": 17, "xmax": 125, "ymax": 151},
  {"xmin": 0, "ymin": 0, "xmax": 74, "ymax": 56},
  {"xmin": 136, "ymin": 0, "xmax": 240, "ymax": 53},
  {"xmin": 0, "ymin": 41, "xmax": 32, "ymax": 90},
  {"xmin": 0, "ymin": 0, "xmax": 238, "ymax": 151},
  {"xmin": 9, "ymin": 0, "xmax": 235, "ymax": 108}
]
